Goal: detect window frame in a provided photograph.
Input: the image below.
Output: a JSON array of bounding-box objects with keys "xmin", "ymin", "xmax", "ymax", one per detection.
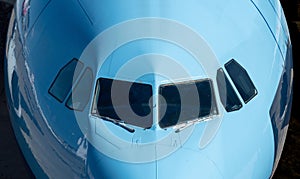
[
  {"xmin": 216, "ymin": 68, "xmax": 243, "ymax": 112},
  {"xmin": 65, "ymin": 67, "xmax": 94, "ymax": 111},
  {"xmin": 48, "ymin": 58, "xmax": 84, "ymax": 103},
  {"xmin": 225, "ymin": 59, "xmax": 258, "ymax": 104},
  {"xmin": 91, "ymin": 77, "xmax": 154, "ymax": 129},
  {"xmin": 158, "ymin": 79, "xmax": 218, "ymax": 129}
]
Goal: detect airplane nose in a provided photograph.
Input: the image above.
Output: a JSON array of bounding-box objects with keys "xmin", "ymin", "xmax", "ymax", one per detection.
[
  {"xmin": 155, "ymin": 148, "xmax": 223, "ymax": 179},
  {"xmin": 86, "ymin": 143, "xmax": 222, "ymax": 179},
  {"xmin": 86, "ymin": 144, "xmax": 157, "ymax": 179}
]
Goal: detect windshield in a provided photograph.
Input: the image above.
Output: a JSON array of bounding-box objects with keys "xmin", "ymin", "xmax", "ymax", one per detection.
[
  {"xmin": 158, "ymin": 79, "xmax": 217, "ymax": 128},
  {"xmin": 92, "ymin": 78, "xmax": 153, "ymax": 129}
]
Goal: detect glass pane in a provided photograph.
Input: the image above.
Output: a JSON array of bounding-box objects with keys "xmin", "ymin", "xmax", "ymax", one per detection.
[
  {"xmin": 48, "ymin": 59, "xmax": 83, "ymax": 102},
  {"xmin": 159, "ymin": 79, "xmax": 217, "ymax": 128},
  {"xmin": 66, "ymin": 68, "xmax": 93, "ymax": 111},
  {"xmin": 217, "ymin": 68, "xmax": 242, "ymax": 112},
  {"xmin": 94, "ymin": 78, "xmax": 153, "ymax": 129},
  {"xmin": 225, "ymin": 59, "xmax": 257, "ymax": 103}
]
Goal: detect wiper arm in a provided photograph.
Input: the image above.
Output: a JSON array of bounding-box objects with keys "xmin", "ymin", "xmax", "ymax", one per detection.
[
  {"xmin": 101, "ymin": 116, "xmax": 135, "ymax": 133},
  {"xmin": 174, "ymin": 117, "xmax": 212, "ymax": 133},
  {"xmin": 174, "ymin": 122, "xmax": 194, "ymax": 133}
]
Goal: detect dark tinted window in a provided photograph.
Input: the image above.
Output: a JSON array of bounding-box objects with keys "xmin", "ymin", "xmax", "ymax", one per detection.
[
  {"xmin": 159, "ymin": 80, "xmax": 217, "ymax": 128},
  {"xmin": 66, "ymin": 68, "xmax": 93, "ymax": 111},
  {"xmin": 225, "ymin": 59, "xmax": 257, "ymax": 103},
  {"xmin": 217, "ymin": 68, "xmax": 242, "ymax": 112},
  {"xmin": 49, "ymin": 59, "xmax": 83, "ymax": 102},
  {"xmin": 93, "ymin": 78, "xmax": 153, "ymax": 129}
]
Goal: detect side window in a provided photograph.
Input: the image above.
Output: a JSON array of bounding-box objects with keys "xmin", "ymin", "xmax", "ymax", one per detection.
[
  {"xmin": 217, "ymin": 68, "xmax": 242, "ymax": 112},
  {"xmin": 225, "ymin": 59, "xmax": 258, "ymax": 103},
  {"xmin": 48, "ymin": 59, "xmax": 83, "ymax": 102},
  {"xmin": 66, "ymin": 68, "xmax": 93, "ymax": 111}
]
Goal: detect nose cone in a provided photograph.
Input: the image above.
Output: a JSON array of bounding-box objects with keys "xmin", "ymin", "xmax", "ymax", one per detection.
[
  {"xmin": 156, "ymin": 148, "xmax": 222, "ymax": 179},
  {"xmin": 86, "ymin": 144, "xmax": 157, "ymax": 179},
  {"xmin": 86, "ymin": 144, "xmax": 222, "ymax": 179}
]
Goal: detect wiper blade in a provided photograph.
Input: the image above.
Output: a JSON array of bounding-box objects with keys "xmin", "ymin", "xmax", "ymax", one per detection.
[
  {"xmin": 174, "ymin": 122, "xmax": 194, "ymax": 133},
  {"xmin": 174, "ymin": 117, "xmax": 212, "ymax": 133},
  {"xmin": 101, "ymin": 116, "xmax": 135, "ymax": 133}
]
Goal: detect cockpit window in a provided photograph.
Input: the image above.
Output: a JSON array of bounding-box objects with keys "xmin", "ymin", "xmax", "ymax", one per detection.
[
  {"xmin": 49, "ymin": 58, "xmax": 83, "ymax": 102},
  {"xmin": 92, "ymin": 78, "xmax": 153, "ymax": 129},
  {"xmin": 217, "ymin": 68, "xmax": 242, "ymax": 112},
  {"xmin": 66, "ymin": 68, "xmax": 93, "ymax": 111},
  {"xmin": 158, "ymin": 79, "xmax": 218, "ymax": 129},
  {"xmin": 225, "ymin": 59, "xmax": 258, "ymax": 103}
]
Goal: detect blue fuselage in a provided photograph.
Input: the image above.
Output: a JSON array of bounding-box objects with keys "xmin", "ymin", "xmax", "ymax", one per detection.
[{"xmin": 5, "ymin": 0, "xmax": 293, "ymax": 178}]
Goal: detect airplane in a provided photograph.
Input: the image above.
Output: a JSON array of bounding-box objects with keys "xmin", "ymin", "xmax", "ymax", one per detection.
[{"xmin": 3, "ymin": 0, "xmax": 293, "ymax": 178}]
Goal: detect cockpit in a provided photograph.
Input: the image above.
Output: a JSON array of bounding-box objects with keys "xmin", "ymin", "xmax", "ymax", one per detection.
[
  {"xmin": 90, "ymin": 77, "xmax": 218, "ymax": 130},
  {"xmin": 48, "ymin": 58, "xmax": 258, "ymax": 131}
]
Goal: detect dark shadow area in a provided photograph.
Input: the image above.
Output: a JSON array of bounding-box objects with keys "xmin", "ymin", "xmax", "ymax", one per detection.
[
  {"xmin": 0, "ymin": 2, "xmax": 34, "ymax": 178},
  {"xmin": 274, "ymin": 0, "xmax": 300, "ymax": 178}
]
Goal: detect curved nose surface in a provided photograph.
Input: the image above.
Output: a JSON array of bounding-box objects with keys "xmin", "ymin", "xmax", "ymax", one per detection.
[
  {"xmin": 86, "ymin": 144, "xmax": 157, "ymax": 179},
  {"xmin": 86, "ymin": 144, "xmax": 222, "ymax": 179},
  {"xmin": 156, "ymin": 148, "xmax": 222, "ymax": 179}
]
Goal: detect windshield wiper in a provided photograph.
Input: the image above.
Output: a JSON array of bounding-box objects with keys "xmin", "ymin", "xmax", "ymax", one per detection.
[
  {"xmin": 174, "ymin": 122, "xmax": 194, "ymax": 133},
  {"xmin": 101, "ymin": 116, "xmax": 135, "ymax": 133},
  {"xmin": 174, "ymin": 117, "xmax": 213, "ymax": 133}
]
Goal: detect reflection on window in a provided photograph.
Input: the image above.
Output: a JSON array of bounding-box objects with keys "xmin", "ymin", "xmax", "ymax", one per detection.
[
  {"xmin": 225, "ymin": 59, "xmax": 257, "ymax": 103},
  {"xmin": 158, "ymin": 79, "xmax": 217, "ymax": 129},
  {"xmin": 12, "ymin": 71, "xmax": 19, "ymax": 105},
  {"xmin": 66, "ymin": 68, "xmax": 93, "ymax": 111},
  {"xmin": 92, "ymin": 78, "xmax": 153, "ymax": 129},
  {"xmin": 217, "ymin": 68, "xmax": 242, "ymax": 112},
  {"xmin": 48, "ymin": 59, "xmax": 83, "ymax": 102}
]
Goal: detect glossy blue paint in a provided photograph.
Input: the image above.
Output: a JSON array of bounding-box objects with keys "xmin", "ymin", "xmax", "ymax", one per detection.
[{"xmin": 4, "ymin": 0, "xmax": 292, "ymax": 178}]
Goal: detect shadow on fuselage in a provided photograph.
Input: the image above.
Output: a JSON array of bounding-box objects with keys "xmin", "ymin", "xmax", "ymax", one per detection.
[
  {"xmin": 274, "ymin": 0, "xmax": 300, "ymax": 178},
  {"xmin": 0, "ymin": 2, "xmax": 34, "ymax": 178}
]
